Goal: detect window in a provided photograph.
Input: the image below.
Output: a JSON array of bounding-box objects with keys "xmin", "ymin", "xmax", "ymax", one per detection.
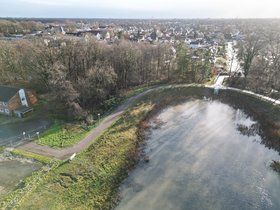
[
  {"xmin": 0, "ymin": 108, "xmax": 4, "ymax": 113},
  {"xmin": 0, "ymin": 102, "xmax": 7, "ymax": 107},
  {"xmin": 5, "ymin": 109, "xmax": 9, "ymax": 114}
]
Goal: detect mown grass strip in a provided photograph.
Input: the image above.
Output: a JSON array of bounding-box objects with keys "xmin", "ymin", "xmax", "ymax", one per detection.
[{"xmin": 11, "ymin": 148, "xmax": 54, "ymax": 164}]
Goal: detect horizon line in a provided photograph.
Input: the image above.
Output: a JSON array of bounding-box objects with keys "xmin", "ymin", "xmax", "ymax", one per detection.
[{"xmin": 1, "ymin": 16, "xmax": 280, "ymax": 20}]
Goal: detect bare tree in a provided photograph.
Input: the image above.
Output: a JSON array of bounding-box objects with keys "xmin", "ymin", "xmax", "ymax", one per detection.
[
  {"xmin": 238, "ymin": 34, "xmax": 263, "ymax": 88},
  {"xmin": 49, "ymin": 62, "xmax": 84, "ymax": 118}
]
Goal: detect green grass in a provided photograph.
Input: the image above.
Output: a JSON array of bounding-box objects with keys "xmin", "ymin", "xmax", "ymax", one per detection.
[
  {"xmin": 11, "ymin": 149, "xmax": 53, "ymax": 164},
  {"xmin": 35, "ymin": 84, "xmax": 156, "ymax": 149},
  {"xmin": 6, "ymin": 103, "xmax": 154, "ymax": 210},
  {"xmin": 36, "ymin": 120, "xmax": 88, "ymax": 148},
  {"xmin": 0, "ymin": 160, "xmax": 61, "ymax": 210}
]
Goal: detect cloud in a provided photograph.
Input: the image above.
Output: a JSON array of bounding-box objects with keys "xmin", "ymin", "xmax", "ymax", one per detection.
[
  {"xmin": 2, "ymin": 0, "xmax": 280, "ymax": 18},
  {"xmin": 19, "ymin": 0, "xmax": 71, "ymax": 7}
]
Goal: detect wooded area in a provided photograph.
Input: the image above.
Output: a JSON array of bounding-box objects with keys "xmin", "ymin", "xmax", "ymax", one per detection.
[
  {"xmin": 0, "ymin": 38, "xmax": 212, "ymax": 118},
  {"xmin": 0, "ymin": 19, "xmax": 44, "ymax": 36}
]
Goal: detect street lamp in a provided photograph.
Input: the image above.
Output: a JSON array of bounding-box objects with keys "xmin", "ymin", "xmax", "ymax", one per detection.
[
  {"xmin": 36, "ymin": 131, "xmax": 40, "ymax": 139},
  {"xmin": 97, "ymin": 113, "xmax": 100, "ymax": 123}
]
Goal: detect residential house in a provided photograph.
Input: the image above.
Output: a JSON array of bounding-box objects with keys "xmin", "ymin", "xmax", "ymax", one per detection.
[{"xmin": 0, "ymin": 86, "xmax": 37, "ymax": 118}]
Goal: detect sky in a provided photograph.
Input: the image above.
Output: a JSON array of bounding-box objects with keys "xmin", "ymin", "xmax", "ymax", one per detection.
[{"xmin": 1, "ymin": 0, "xmax": 280, "ymax": 19}]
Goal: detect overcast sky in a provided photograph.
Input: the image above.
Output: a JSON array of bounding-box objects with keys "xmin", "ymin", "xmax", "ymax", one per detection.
[{"xmin": 1, "ymin": 0, "xmax": 280, "ymax": 18}]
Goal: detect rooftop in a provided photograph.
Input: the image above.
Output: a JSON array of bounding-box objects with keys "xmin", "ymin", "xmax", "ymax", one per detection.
[{"xmin": 0, "ymin": 85, "xmax": 20, "ymax": 102}]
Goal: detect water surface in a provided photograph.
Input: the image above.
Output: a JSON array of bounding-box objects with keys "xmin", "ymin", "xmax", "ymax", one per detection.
[{"xmin": 116, "ymin": 100, "xmax": 280, "ymax": 210}]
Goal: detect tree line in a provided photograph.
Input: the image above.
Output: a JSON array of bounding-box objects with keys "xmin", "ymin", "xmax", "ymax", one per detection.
[
  {"xmin": 232, "ymin": 29, "xmax": 280, "ymax": 98},
  {"xmin": 0, "ymin": 37, "xmax": 212, "ymax": 119},
  {"xmin": 0, "ymin": 20, "xmax": 44, "ymax": 36}
]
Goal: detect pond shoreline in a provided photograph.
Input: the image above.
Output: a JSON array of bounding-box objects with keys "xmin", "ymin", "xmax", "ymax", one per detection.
[
  {"xmin": 3, "ymin": 86, "xmax": 280, "ymax": 209},
  {"xmin": 116, "ymin": 95, "xmax": 280, "ymax": 210},
  {"xmin": 0, "ymin": 149, "xmax": 38, "ymax": 164},
  {"xmin": 115, "ymin": 87, "xmax": 280, "ymax": 208},
  {"xmin": 0, "ymin": 151, "xmax": 43, "ymax": 198},
  {"xmin": 217, "ymin": 89, "xmax": 280, "ymax": 155}
]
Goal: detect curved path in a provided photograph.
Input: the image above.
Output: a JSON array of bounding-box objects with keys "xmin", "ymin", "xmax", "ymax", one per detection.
[
  {"xmin": 17, "ymin": 84, "xmax": 280, "ymax": 160},
  {"xmin": 18, "ymin": 88, "xmax": 156, "ymax": 160}
]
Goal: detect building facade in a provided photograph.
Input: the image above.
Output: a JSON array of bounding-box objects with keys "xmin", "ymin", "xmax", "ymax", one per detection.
[{"xmin": 0, "ymin": 86, "xmax": 37, "ymax": 117}]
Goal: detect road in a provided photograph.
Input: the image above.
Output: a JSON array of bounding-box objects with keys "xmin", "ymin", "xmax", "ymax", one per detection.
[
  {"xmin": 214, "ymin": 75, "xmax": 228, "ymax": 86},
  {"xmin": 227, "ymin": 41, "xmax": 242, "ymax": 76},
  {"xmin": 214, "ymin": 41, "xmax": 242, "ymax": 87}
]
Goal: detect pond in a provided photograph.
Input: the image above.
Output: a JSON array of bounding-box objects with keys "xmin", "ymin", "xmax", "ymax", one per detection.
[
  {"xmin": 116, "ymin": 100, "xmax": 280, "ymax": 210},
  {"xmin": 0, "ymin": 158, "xmax": 42, "ymax": 196}
]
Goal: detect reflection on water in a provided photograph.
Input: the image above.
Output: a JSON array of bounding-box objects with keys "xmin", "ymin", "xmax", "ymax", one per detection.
[
  {"xmin": 0, "ymin": 159, "xmax": 41, "ymax": 196},
  {"xmin": 116, "ymin": 100, "xmax": 280, "ymax": 210}
]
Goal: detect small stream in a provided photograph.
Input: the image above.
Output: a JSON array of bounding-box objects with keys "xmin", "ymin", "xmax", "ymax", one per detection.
[{"xmin": 116, "ymin": 100, "xmax": 280, "ymax": 210}]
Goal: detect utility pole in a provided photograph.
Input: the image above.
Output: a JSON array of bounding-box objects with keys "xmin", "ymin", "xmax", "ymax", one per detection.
[
  {"xmin": 229, "ymin": 42, "xmax": 234, "ymax": 78},
  {"xmin": 229, "ymin": 55, "xmax": 234, "ymax": 78}
]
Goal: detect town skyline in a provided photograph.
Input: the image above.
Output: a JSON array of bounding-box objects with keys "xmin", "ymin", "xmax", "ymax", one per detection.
[{"xmin": 1, "ymin": 0, "xmax": 280, "ymax": 19}]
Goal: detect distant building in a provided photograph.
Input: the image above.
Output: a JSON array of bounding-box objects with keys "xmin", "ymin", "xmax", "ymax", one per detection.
[
  {"xmin": 0, "ymin": 86, "xmax": 37, "ymax": 118},
  {"xmin": 189, "ymin": 41, "xmax": 200, "ymax": 49},
  {"xmin": 96, "ymin": 33, "xmax": 101, "ymax": 40}
]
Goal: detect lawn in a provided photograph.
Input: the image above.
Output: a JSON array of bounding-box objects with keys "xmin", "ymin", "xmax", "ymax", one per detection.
[
  {"xmin": 35, "ymin": 120, "xmax": 88, "ymax": 148},
  {"xmin": 11, "ymin": 148, "xmax": 54, "ymax": 164}
]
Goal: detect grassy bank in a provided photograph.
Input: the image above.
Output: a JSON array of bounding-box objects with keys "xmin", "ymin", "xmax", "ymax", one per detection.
[
  {"xmin": 11, "ymin": 149, "xmax": 53, "ymax": 164},
  {"xmin": 3, "ymin": 86, "xmax": 208, "ymax": 209},
  {"xmin": 35, "ymin": 120, "xmax": 89, "ymax": 148},
  {"xmin": 218, "ymin": 89, "xmax": 280, "ymax": 153},
  {"xmin": 7, "ymin": 103, "xmax": 154, "ymax": 209},
  {"xmin": 35, "ymin": 84, "xmax": 156, "ymax": 149},
  {"xmin": 0, "ymin": 160, "xmax": 61, "ymax": 209},
  {"xmin": 2, "ymin": 86, "xmax": 280, "ymax": 209}
]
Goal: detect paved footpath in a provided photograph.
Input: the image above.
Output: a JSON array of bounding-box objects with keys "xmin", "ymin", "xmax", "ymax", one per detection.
[
  {"xmin": 18, "ymin": 89, "xmax": 154, "ymax": 160},
  {"xmin": 17, "ymin": 84, "xmax": 280, "ymax": 160}
]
